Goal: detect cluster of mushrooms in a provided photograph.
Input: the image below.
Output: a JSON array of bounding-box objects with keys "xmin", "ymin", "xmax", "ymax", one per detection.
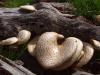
[
  {"xmin": 0, "ymin": 30, "xmax": 100, "ymax": 70},
  {"xmin": 28, "ymin": 32, "xmax": 94, "ymax": 70},
  {"xmin": 0, "ymin": 5, "xmax": 99, "ymax": 70}
]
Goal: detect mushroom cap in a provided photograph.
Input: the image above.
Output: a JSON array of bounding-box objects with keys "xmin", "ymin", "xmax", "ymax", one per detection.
[
  {"xmin": 20, "ymin": 5, "xmax": 37, "ymax": 11},
  {"xmin": 17, "ymin": 30, "xmax": 31, "ymax": 45},
  {"xmin": 0, "ymin": 37, "xmax": 18, "ymax": 45},
  {"xmin": 34, "ymin": 32, "xmax": 65, "ymax": 69},
  {"xmin": 76, "ymin": 42, "xmax": 94, "ymax": 67},
  {"xmin": 27, "ymin": 32, "xmax": 94, "ymax": 70},
  {"xmin": 27, "ymin": 36, "xmax": 39, "ymax": 56},
  {"xmin": 54, "ymin": 37, "xmax": 83, "ymax": 70},
  {"xmin": 91, "ymin": 39, "xmax": 100, "ymax": 50},
  {"xmin": 34, "ymin": 32, "xmax": 83, "ymax": 69}
]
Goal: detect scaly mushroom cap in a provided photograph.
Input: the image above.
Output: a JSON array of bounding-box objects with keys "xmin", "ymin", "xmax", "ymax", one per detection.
[
  {"xmin": 34, "ymin": 32, "xmax": 64, "ymax": 69},
  {"xmin": 27, "ymin": 32, "xmax": 94, "ymax": 70},
  {"xmin": 20, "ymin": 5, "xmax": 37, "ymax": 11},
  {"xmin": 53, "ymin": 37, "xmax": 83, "ymax": 70},
  {"xmin": 30, "ymin": 32, "xmax": 83, "ymax": 69},
  {"xmin": 76, "ymin": 42, "xmax": 94, "ymax": 67}
]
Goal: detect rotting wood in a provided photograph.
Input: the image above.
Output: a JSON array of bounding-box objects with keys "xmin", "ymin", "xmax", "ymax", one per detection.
[
  {"xmin": 0, "ymin": 55, "xmax": 36, "ymax": 75},
  {"xmin": 0, "ymin": 2, "xmax": 99, "ymax": 42}
]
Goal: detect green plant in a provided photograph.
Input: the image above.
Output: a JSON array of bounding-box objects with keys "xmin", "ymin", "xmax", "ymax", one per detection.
[
  {"xmin": 0, "ymin": 44, "xmax": 27, "ymax": 60},
  {"xmin": 72, "ymin": 0, "xmax": 100, "ymax": 19},
  {"xmin": 5, "ymin": 0, "xmax": 33, "ymax": 7}
]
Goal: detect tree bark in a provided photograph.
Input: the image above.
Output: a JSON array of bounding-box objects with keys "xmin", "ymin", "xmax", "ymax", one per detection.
[{"xmin": 0, "ymin": 2, "xmax": 99, "ymax": 42}]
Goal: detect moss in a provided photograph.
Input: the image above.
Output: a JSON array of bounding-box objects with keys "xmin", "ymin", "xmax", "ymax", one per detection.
[
  {"xmin": 5, "ymin": 0, "xmax": 33, "ymax": 7},
  {"xmin": 72, "ymin": 0, "xmax": 100, "ymax": 19},
  {"xmin": 56, "ymin": 0, "xmax": 100, "ymax": 19}
]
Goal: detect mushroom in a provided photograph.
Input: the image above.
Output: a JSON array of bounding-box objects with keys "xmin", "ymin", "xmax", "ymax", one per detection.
[
  {"xmin": 0, "ymin": 31, "xmax": 95, "ymax": 70},
  {"xmin": 0, "ymin": 37, "xmax": 18, "ymax": 45},
  {"xmin": 27, "ymin": 32, "xmax": 83, "ymax": 69},
  {"xmin": 0, "ymin": 30, "xmax": 31, "ymax": 45},
  {"xmin": 91, "ymin": 39, "xmax": 100, "ymax": 50},
  {"xmin": 17, "ymin": 30, "xmax": 31, "ymax": 45},
  {"xmin": 27, "ymin": 36, "xmax": 39, "ymax": 56},
  {"xmin": 76, "ymin": 42, "xmax": 94, "ymax": 67},
  {"xmin": 53, "ymin": 37, "xmax": 83, "ymax": 70},
  {"xmin": 20, "ymin": 5, "xmax": 37, "ymax": 12}
]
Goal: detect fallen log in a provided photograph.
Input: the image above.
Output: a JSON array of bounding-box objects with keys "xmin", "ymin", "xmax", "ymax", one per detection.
[
  {"xmin": 0, "ymin": 55, "xmax": 36, "ymax": 75},
  {"xmin": 0, "ymin": 2, "xmax": 99, "ymax": 42}
]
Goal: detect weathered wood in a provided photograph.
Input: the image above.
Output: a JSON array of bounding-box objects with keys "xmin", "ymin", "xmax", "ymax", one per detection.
[
  {"xmin": 0, "ymin": 55, "xmax": 36, "ymax": 75},
  {"xmin": 50, "ymin": 2, "xmax": 75, "ymax": 14},
  {"xmin": 72, "ymin": 70, "xmax": 94, "ymax": 75},
  {"xmin": 0, "ymin": 2, "xmax": 99, "ymax": 42}
]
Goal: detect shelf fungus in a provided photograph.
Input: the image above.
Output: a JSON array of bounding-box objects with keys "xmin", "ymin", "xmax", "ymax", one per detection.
[
  {"xmin": 0, "ymin": 30, "xmax": 31, "ymax": 46},
  {"xmin": 17, "ymin": 30, "xmax": 31, "ymax": 45},
  {"xmin": 27, "ymin": 32, "xmax": 94, "ymax": 70},
  {"xmin": 0, "ymin": 37, "xmax": 18, "ymax": 45},
  {"xmin": 0, "ymin": 31, "xmax": 97, "ymax": 70},
  {"xmin": 76, "ymin": 42, "xmax": 94, "ymax": 67},
  {"xmin": 20, "ymin": 5, "xmax": 37, "ymax": 12},
  {"xmin": 91, "ymin": 39, "xmax": 100, "ymax": 50}
]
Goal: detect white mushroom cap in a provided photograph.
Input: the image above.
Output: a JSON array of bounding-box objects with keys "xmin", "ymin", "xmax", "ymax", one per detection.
[
  {"xmin": 33, "ymin": 32, "xmax": 83, "ymax": 69},
  {"xmin": 0, "ymin": 37, "xmax": 18, "ymax": 45},
  {"xmin": 34, "ymin": 32, "xmax": 65, "ymax": 69},
  {"xmin": 0, "ymin": 30, "xmax": 31, "ymax": 46},
  {"xmin": 27, "ymin": 36, "xmax": 39, "ymax": 56},
  {"xmin": 76, "ymin": 42, "xmax": 94, "ymax": 67},
  {"xmin": 20, "ymin": 5, "xmax": 37, "ymax": 11},
  {"xmin": 54, "ymin": 37, "xmax": 83, "ymax": 70},
  {"xmin": 17, "ymin": 30, "xmax": 31, "ymax": 45},
  {"xmin": 26, "ymin": 32, "xmax": 94, "ymax": 70},
  {"xmin": 91, "ymin": 39, "xmax": 100, "ymax": 50}
]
